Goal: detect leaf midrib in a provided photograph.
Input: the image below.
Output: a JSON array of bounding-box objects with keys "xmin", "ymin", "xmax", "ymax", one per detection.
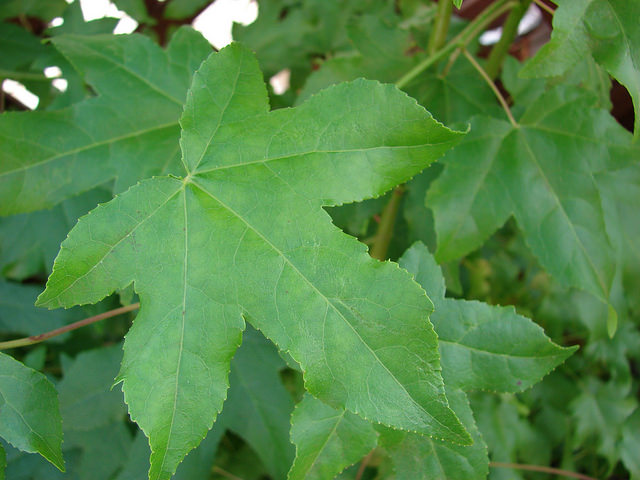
[{"xmin": 189, "ymin": 178, "xmax": 458, "ymax": 438}]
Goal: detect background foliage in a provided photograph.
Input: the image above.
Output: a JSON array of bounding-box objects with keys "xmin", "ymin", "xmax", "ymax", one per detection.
[{"xmin": 0, "ymin": 1, "xmax": 638, "ymax": 479}]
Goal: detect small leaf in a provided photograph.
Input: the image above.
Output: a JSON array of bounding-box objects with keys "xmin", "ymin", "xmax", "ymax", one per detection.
[
  {"xmin": 399, "ymin": 242, "xmax": 577, "ymax": 392},
  {"xmin": 38, "ymin": 43, "xmax": 469, "ymax": 478},
  {"xmin": 0, "ymin": 353, "xmax": 64, "ymax": 471},
  {"xmin": 380, "ymin": 388, "xmax": 487, "ymax": 480},
  {"xmin": 289, "ymin": 394, "xmax": 378, "ymax": 480},
  {"xmin": 621, "ymin": 409, "xmax": 640, "ymax": 479}
]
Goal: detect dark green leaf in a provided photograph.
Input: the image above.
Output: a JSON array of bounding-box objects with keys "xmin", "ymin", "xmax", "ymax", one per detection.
[{"xmin": 0, "ymin": 353, "xmax": 63, "ymax": 471}]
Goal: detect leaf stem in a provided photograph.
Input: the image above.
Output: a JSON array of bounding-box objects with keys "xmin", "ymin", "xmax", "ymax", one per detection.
[
  {"xmin": 0, "ymin": 303, "xmax": 140, "ymax": 350},
  {"xmin": 531, "ymin": 0, "xmax": 555, "ymax": 15},
  {"xmin": 396, "ymin": 0, "xmax": 516, "ymax": 89},
  {"xmin": 212, "ymin": 466, "xmax": 245, "ymax": 480},
  {"xmin": 355, "ymin": 450, "xmax": 375, "ymax": 480},
  {"xmin": 370, "ymin": 186, "xmax": 405, "ymax": 260},
  {"xmin": 427, "ymin": 0, "xmax": 454, "ymax": 56},
  {"xmin": 489, "ymin": 462, "xmax": 599, "ymax": 480},
  {"xmin": 462, "ymin": 49, "xmax": 517, "ymax": 127},
  {"xmin": 484, "ymin": 0, "xmax": 532, "ymax": 80}
]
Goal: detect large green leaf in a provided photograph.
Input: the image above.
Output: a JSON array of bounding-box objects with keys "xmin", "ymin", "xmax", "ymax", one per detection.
[
  {"xmin": 428, "ymin": 87, "xmax": 639, "ymax": 317},
  {"xmin": 621, "ymin": 409, "xmax": 640, "ymax": 480},
  {"xmin": 521, "ymin": 0, "xmax": 640, "ymax": 137},
  {"xmin": 289, "ymin": 394, "xmax": 378, "ymax": 480},
  {"xmin": 399, "ymin": 243, "xmax": 576, "ymax": 392},
  {"xmin": 37, "ymin": 43, "xmax": 469, "ymax": 479},
  {"xmin": 380, "ymin": 388, "xmax": 487, "ymax": 480},
  {"xmin": 0, "ymin": 27, "xmax": 211, "ymax": 215},
  {"xmin": 0, "ymin": 353, "xmax": 63, "ymax": 471},
  {"xmin": 223, "ymin": 328, "xmax": 295, "ymax": 479}
]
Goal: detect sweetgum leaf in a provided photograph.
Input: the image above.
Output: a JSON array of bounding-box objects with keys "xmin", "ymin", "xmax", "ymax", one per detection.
[
  {"xmin": 0, "ymin": 353, "xmax": 64, "ymax": 471},
  {"xmin": 223, "ymin": 328, "xmax": 295, "ymax": 479},
  {"xmin": 521, "ymin": 0, "xmax": 640, "ymax": 137},
  {"xmin": 37, "ymin": 43, "xmax": 469, "ymax": 479},
  {"xmin": 428, "ymin": 87, "xmax": 640, "ymax": 315},
  {"xmin": 0, "ymin": 27, "xmax": 211, "ymax": 215},
  {"xmin": 289, "ymin": 394, "xmax": 378, "ymax": 480},
  {"xmin": 380, "ymin": 388, "xmax": 487, "ymax": 480},
  {"xmin": 399, "ymin": 243, "xmax": 577, "ymax": 392}
]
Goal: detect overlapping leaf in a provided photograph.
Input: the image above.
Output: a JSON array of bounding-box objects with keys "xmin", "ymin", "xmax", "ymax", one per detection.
[
  {"xmin": 289, "ymin": 394, "xmax": 377, "ymax": 480},
  {"xmin": 0, "ymin": 27, "xmax": 211, "ymax": 215},
  {"xmin": 37, "ymin": 43, "xmax": 470, "ymax": 479},
  {"xmin": 428, "ymin": 87, "xmax": 640, "ymax": 323},
  {"xmin": 521, "ymin": 0, "xmax": 640, "ymax": 137},
  {"xmin": 0, "ymin": 353, "xmax": 63, "ymax": 472},
  {"xmin": 400, "ymin": 242, "xmax": 577, "ymax": 392}
]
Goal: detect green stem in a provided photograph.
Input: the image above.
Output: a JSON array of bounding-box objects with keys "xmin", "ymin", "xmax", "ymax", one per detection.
[
  {"xmin": 370, "ymin": 187, "xmax": 405, "ymax": 260},
  {"xmin": 427, "ymin": 0, "xmax": 454, "ymax": 56},
  {"xmin": 396, "ymin": 0, "xmax": 516, "ymax": 89},
  {"xmin": 0, "ymin": 303, "xmax": 140, "ymax": 350},
  {"xmin": 484, "ymin": 0, "xmax": 532, "ymax": 80},
  {"xmin": 0, "ymin": 70, "xmax": 51, "ymax": 81},
  {"xmin": 489, "ymin": 462, "xmax": 598, "ymax": 480},
  {"xmin": 462, "ymin": 49, "xmax": 517, "ymax": 126}
]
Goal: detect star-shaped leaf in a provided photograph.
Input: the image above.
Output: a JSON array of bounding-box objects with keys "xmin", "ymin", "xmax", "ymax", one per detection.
[
  {"xmin": 0, "ymin": 27, "xmax": 211, "ymax": 216},
  {"xmin": 428, "ymin": 87, "xmax": 640, "ymax": 322},
  {"xmin": 37, "ymin": 43, "xmax": 470, "ymax": 479}
]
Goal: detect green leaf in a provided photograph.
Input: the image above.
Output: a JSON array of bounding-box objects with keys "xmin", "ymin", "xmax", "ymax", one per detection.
[
  {"xmin": 399, "ymin": 243, "xmax": 576, "ymax": 392},
  {"xmin": 47, "ymin": 2, "xmax": 119, "ymax": 36},
  {"xmin": 621, "ymin": 409, "xmax": 640, "ymax": 480},
  {"xmin": 223, "ymin": 327, "xmax": 295, "ymax": 479},
  {"xmin": 571, "ymin": 378, "xmax": 637, "ymax": 467},
  {"xmin": 521, "ymin": 0, "xmax": 640, "ymax": 137},
  {"xmin": 428, "ymin": 87, "xmax": 639, "ymax": 312},
  {"xmin": 0, "ymin": 22, "xmax": 48, "ymax": 79},
  {"xmin": 0, "ymin": 27, "xmax": 211, "ymax": 215},
  {"xmin": 380, "ymin": 388, "xmax": 487, "ymax": 480},
  {"xmin": 37, "ymin": 43, "xmax": 469, "ymax": 478},
  {"xmin": 0, "ymin": 444, "xmax": 5, "ymax": 480},
  {"xmin": 0, "ymin": 353, "xmax": 64, "ymax": 471},
  {"xmin": 289, "ymin": 394, "xmax": 378, "ymax": 480},
  {"xmin": 453, "ymin": 0, "xmax": 463, "ymax": 8},
  {"xmin": 0, "ymin": 187, "xmax": 112, "ymax": 280},
  {"xmin": 0, "ymin": 0, "xmax": 67, "ymax": 21},
  {"xmin": 0, "ymin": 280, "xmax": 74, "ymax": 340}
]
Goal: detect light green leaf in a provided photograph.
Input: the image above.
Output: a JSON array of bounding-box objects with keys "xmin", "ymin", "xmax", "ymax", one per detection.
[
  {"xmin": 428, "ymin": 87, "xmax": 639, "ymax": 313},
  {"xmin": 380, "ymin": 388, "xmax": 487, "ymax": 480},
  {"xmin": 0, "ymin": 353, "xmax": 64, "ymax": 471},
  {"xmin": 289, "ymin": 394, "xmax": 377, "ymax": 480},
  {"xmin": 47, "ymin": 2, "xmax": 119, "ymax": 36},
  {"xmin": 453, "ymin": 0, "xmax": 463, "ymax": 8},
  {"xmin": 0, "ymin": 27, "xmax": 211, "ymax": 215},
  {"xmin": 399, "ymin": 242, "xmax": 576, "ymax": 392},
  {"xmin": 223, "ymin": 328, "xmax": 295, "ymax": 479},
  {"xmin": 521, "ymin": 0, "xmax": 640, "ymax": 137},
  {"xmin": 37, "ymin": 43, "xmax": 469, "ymax": 479}
]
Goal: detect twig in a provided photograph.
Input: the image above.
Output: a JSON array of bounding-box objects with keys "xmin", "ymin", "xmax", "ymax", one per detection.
[
  {"xmin": 462, "ymin": 49, "xmax": 517, "ymax": 127},
  {"xmin": 355, "ymin": 450, "xmax": 375, "ymax": 480},
  {"xmin": 369, "ymin": 186, "xmax": 405, "ymax": 260},
  {"xmin": 0, "ymin": 303, "xmax": 140, "ymax": 350},
  {"xmin": 490, "ymin": 462, "xmax": 600, "ymax": 480},
  {"xmin": 532, "ymin": 0, "xmax": 555, "ymax": 15},
  {"xmin": 212, "ymin": 466, "xmax": 245, "ymax": 480}
]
